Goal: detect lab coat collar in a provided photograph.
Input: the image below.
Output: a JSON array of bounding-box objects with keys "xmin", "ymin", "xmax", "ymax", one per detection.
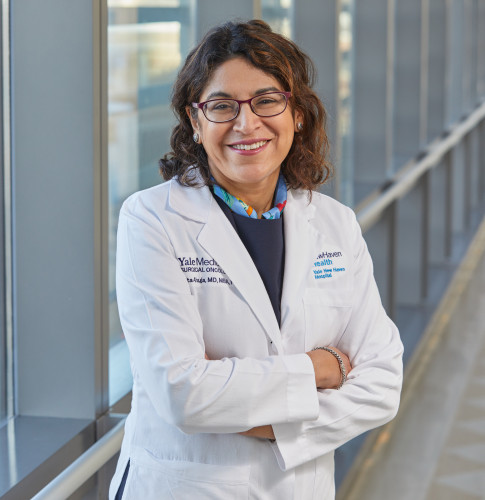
[
  {"xmin": 168, "ymin": 178, "xmax": 284, "ymax": 353},
  {"xmin": 168, "ymin": 176, "xmax": 212, "ymax": 223}
]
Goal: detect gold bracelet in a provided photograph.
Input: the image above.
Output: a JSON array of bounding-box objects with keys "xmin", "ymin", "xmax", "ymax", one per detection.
[{"xmin": 312, "ymin": 346, "xmax": 347, "ymax": 389}]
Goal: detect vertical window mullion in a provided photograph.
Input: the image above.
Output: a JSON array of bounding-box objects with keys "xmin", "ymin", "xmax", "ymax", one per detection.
[{"xmin": 2, "ymin": 0, "xmax": 14, "ymax": 422}]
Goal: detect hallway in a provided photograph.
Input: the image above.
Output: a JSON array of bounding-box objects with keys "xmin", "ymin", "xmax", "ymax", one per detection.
[{"xmin": 339, "ymin": 217, "xmax": 485, "ymax": 500}]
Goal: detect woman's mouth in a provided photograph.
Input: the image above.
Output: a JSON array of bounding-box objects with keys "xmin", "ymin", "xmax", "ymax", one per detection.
[
  {"xmin": 228, "ymin": 140, "xmax": 270, "ymax": 155},
  {"xmin": 230, "ymin": 140, "xmax": 268, "ymax": 151}
]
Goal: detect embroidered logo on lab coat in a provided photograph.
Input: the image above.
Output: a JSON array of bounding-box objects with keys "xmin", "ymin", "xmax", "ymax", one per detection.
[
  {"xmin": 177, "ymin": 255, "xmax": 233, "ymax": 285},
  {"xmin": 312, "ymin": 249, "xmax": 346, "ymax": 280}
]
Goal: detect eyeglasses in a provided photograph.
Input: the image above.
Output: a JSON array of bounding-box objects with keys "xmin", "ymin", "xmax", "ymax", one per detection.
[{"xmin": 191, "ymin": 91, "xmax": 292, "ymax": 123}]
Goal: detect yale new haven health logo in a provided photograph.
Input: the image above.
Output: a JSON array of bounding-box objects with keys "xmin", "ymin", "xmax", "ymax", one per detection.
[{"xmin": 313, "ymin": 249, "xmax": 346, "ymax": 280}]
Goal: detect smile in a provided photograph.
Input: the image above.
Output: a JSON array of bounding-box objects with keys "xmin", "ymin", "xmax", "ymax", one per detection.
[{"xmin": 230, "ymin": 140, "xmax": 268, "ymax": 151}]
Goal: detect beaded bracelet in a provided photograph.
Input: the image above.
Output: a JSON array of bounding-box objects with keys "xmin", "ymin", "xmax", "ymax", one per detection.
[{"xmin": 312, "ymin": 346, "xmax": 347, "ymax": 389}]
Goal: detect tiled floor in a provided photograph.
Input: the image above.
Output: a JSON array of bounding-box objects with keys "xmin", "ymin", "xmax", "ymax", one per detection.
[{"xmin": 339, "ymin": 223, "xmax": 485, "ymax": 500}]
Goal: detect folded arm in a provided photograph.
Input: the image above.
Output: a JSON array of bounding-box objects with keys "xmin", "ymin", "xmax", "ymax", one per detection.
[
  {"xmin": 269, "ymin": 212, "xmax": 403, "ymax": 470},
  {"xmin": 239, "ymin": 346, "xmax": 353, "ymax": 439}
]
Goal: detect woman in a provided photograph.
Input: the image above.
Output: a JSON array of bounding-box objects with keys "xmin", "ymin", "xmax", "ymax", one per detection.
[{"xmin": 110, "ymin": 19, "xmax": 403, "ymax": 500}]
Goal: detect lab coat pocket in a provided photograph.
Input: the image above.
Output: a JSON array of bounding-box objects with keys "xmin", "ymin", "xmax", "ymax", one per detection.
[
  {"xmin": 123, "ymin": 448, "xmax": 251, "ymax": 500},
  {"xmin": 303, "ymin": 288, "xmax": 353, "ymax": 350}
]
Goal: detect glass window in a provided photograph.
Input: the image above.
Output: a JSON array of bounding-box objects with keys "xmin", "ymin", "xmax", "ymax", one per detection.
[
  {"xmin": 349, "ymin": 1, "xmax": 394, "ymax": 206},
  {"xmin": 337, "ymin": 0, "xmax": 354, "ymax": 206},
  {"xmin": 262, "ymin": 0, "xmax": 292, "ymax": 38},
  {"xmin": 107, "ymin": 0, "xmax": 196, "ymax": 405}
]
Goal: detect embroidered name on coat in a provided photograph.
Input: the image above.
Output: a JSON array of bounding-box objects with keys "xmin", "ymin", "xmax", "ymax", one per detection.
[
  {"xmin": 177, "ymin": 255, "xmax": 233, "ymax": 285},
  {"xmin": 313, "ymin": 249, "xmax": 346, "ymax": 280}
]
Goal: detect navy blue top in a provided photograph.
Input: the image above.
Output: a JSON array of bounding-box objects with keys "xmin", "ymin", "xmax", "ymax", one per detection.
[{"xmin": 213, "ymin": 194, "xmax": 285, "ymax": 326}]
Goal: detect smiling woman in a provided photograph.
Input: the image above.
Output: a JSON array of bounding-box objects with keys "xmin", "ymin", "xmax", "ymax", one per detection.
[
  {"xmin": 110, "ymin": 19, "xmax": 403, "ymax": 500},
  {"xmin": 161, "ymin": 19, "xmax": 331, "ymax": 195},
  {"xmin": 187, "ymin": 58, "xmax": 301, "ymax": 215}
]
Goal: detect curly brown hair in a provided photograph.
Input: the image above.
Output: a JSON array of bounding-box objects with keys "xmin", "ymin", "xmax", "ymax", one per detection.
[{"xmin": 159, "ymin": 19, "xmax": 332, "ymax": 192}]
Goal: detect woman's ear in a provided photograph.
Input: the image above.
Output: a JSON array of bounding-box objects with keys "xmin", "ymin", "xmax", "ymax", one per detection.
[
  {"xmin": 186, "ymin": 106, "xmax": 200, "ymax": 136},
  {"xmin": 294, "ymin": 109, "xmax": 304, "ymax": 132}
]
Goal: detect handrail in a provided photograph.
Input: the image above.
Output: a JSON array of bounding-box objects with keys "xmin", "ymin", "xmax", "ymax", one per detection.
[
  {"xmin": 31, "ymin": 99, "xmax": 485, "ymax": 500},
  {"xmin": 357, "ymin": 99, "xmax": 485, "ymax": 232},
  {"xmin": 31, "ymin": 418, "xmax": 126, "ymax": 500}
]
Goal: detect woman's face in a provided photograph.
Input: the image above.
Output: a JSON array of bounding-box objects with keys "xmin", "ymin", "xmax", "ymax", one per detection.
[{"xmin": 189, "ymin": 57, "xmax": 302, "ymax": 194}]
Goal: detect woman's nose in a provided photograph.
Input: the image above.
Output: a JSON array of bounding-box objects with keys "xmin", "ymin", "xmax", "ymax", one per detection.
[{"xmin": 232, "ymin": 103, "xmax": 261, "ymax": 133}]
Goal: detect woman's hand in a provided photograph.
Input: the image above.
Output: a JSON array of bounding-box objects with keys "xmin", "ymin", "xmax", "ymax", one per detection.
[
  {"xmin": 239, "ymin": 425, "xmax": 275, "ymax": 440},
  {"xmin": 306, "ymin": 347, "xmax": 352, "ymax": 389}
]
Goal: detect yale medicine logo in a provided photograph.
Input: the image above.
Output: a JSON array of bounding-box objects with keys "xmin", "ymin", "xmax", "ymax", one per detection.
[
  {"xmin": 313, "ymin": 249, "xmax": 346, "ymax": 280},
  {"xmin": 178, "ymin": 255, "xmax": 233, "ymax": 285}
]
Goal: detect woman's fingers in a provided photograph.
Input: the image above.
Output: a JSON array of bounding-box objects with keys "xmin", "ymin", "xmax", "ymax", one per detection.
[{"xmin": 239, "ymin": 425, "xmax": 275, "ymax": 440}]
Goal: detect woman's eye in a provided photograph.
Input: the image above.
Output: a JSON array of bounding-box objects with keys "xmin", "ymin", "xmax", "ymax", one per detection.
[
  {"xmin": 209, "ymin": 101, "xmax": 234, "ymax": 112},
  {"xmin": 254, "ymin": 98, "xmax": 277, "ymax": 106}
]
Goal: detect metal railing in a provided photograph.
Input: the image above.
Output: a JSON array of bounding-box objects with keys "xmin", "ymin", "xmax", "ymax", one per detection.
[
  {"xmin": 358, "ymin": 100, "xmax": 485, "ymax": 320},
  {"xmin": 358, "ymin": 100, "xmax": 485, "ymax": 233},
  {"xmin": 31, "ymin": 99, "xmax": 485, "ymax": 500},
  {"xmin": 31, "ymin": 419, "xmax": 125, "ymax": 500}
]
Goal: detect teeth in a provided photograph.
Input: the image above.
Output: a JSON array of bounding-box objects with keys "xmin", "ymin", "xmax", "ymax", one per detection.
[{"xmin": 232, "ymin": 140, "xmax": 267, "ymax": 150}]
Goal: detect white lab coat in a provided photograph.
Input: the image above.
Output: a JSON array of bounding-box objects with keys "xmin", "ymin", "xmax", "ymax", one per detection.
[{"xmin": 109, "ymin": 178, "xmax": 403, "ymax": 500}]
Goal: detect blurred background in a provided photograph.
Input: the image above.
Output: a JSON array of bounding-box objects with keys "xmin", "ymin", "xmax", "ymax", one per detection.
[{"xmin": 1, "ymin": 0, "xmax": 485, "ymax": 498}]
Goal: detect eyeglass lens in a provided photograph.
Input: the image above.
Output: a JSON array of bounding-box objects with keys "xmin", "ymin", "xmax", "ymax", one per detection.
[{"xmin": 204, "ymin": 92, "xmax": 287, "ymax": 122}]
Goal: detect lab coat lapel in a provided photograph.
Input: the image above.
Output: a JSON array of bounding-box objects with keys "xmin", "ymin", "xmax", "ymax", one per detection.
[
  {"xmin": 198, "ymin": 201, "xmax": 283, "ymax": 353},
  {"xmin": 169, "ymin": 181, "xmax": 283, "ymax": 352},
  {"xmin": 281, "ymin": 190, "xmax": 326, "ymax": 329}
]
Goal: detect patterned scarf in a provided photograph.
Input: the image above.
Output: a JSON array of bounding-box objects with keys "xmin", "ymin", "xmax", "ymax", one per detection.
[{"xmin": 212, "ymin": 174, "xmax": 287, "ymax": 220}]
